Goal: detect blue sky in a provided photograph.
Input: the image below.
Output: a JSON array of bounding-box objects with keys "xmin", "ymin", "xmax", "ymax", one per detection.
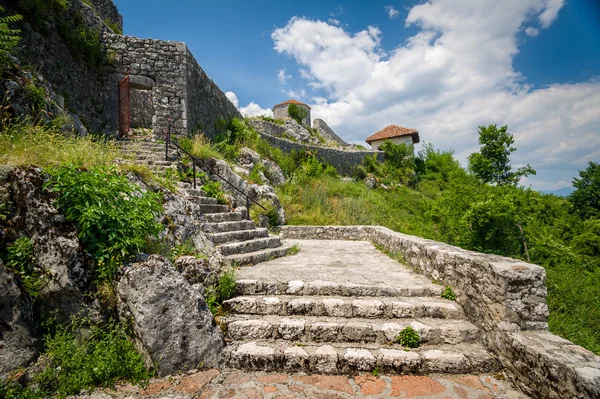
[{"xmin": 113, "ymin": 0, "xmax": 600, "ymax": 190}]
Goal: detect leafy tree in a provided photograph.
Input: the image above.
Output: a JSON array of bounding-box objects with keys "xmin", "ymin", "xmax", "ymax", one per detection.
[
  {"xmin": 468, "ymin": 124, "xmax": 535, "ymax": 186},
  {"xmin": 569, "ymin": 161, "xmax": 600, "ymax": 219},
  {"xmin": 0, "ymin": 6, "xmax": 22, "ymax": 67}
]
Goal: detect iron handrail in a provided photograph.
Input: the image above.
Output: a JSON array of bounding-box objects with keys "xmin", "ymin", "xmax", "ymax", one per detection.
[{"xmin": 164, "ymin": 120, "xmax": 267, "ymax": 212}]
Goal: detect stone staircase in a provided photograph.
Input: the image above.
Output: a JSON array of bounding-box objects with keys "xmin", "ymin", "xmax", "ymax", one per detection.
[
  {"xmin": 219, "ymin": 239, "xmax": 501, "ymax": 375},
  {"xmin": 118, "ymin": 138, "xmax": 292, "ymax": 265}
]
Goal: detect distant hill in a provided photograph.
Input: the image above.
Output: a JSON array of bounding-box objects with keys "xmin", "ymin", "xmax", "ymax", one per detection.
[{"xmin": 540, "ymin": 187, "xmax": 575, "ymax": 197}]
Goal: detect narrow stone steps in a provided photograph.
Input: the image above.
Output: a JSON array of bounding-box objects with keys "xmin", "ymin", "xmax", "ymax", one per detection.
[
  {"xmin": 223, "ymin": 295, "xmax": 461, "ymax": 319},
  {"xmin": 235, "ymin": 279, "xmax": 443, "ymax": 298},
  {"xmin": 200, "ymin": 220, "xmax": 256, "ymax": 234},
  {"xmin": 218, "ymin": 236, "xmax": 282, "ymax": 256},
  {"xmin": 198, "ymin": 204, "xmax": 230, "ymax": 214},
  {"xmin": 209, "ymin": 228, "xmax": 269, "ymax": 245},
  {"xmin": 223, "ymin": 315, "xmax": 480, "ymax": 346},
  {"xmin": 181, "ymin": 188, "xmax": 206, "ymax": 197},
  {"xmin": 202, "ymin": 211, "xmax": 244, "ymax": 223},
  {"xmin": 134, "ymin": 159, "xmax": 173, "ymax": 166},
  {"xmin": 222, "ymin": 340, "xmax": 499, "ymax": 374},
  {"xmin": 185, "ymin": 195, "xmax": 218, "ymax": 205},
  {"xmin": 226, "ymin": 244, "xmax": 295, "ymax": 266}
]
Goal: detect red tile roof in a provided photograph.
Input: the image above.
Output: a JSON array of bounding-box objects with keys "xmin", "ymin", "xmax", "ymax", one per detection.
[
  {"xmin": 365, "ymin": 125, "xmax": 420, "ymax": 144},
  {"xmin": 273, "ymin": 99, "xmax": 311, "ymax": 110}
]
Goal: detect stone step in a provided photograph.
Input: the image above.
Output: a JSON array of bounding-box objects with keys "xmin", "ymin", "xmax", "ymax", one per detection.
[
  {"xmin": 222, "ymin": 340, "xmax": 499, "ymax": 374},
  {"xmin": 199, "ymin": 204, "xmax": 231, "ymax": 214},
  {"xmin": 209, "ymin": 228, "xmax": 269, "ymax": 245},
  {"xmin": 186, "ymin": 195, "xmax": 218, "ymax": 205},
  {"xmin": 218, "ymin": 236, "xmax": 282, "ymax": 256},
  {"xmin": 181, "ymin": 188, "xmax": 207, "ymax": 197},
  {"xmin": 200, "ymin": 220, "xmax": 256, "ymax": 234},
  {"xmin": 134, "ymin": 159, "xmax": 173, "ymax": 166},
  {"xmin": 202, "ymin": 211, "xmax": 244, "ymax": 223},
  {"xmin": 235, "ymin": 279, "xmax": 443, "ymax": 298},
  {"xmin": 223, "ymin": 316, "xmax": 479, "ymax": 345},
  {"xmin": 224, "ymin": 295, "xmax": 462, "ymax": 319},
  {"xmin": 226, "ymin": 244, "xmax": 294, "ymax": 266}
]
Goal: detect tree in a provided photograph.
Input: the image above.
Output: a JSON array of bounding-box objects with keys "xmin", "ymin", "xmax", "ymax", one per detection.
[
  {"xmin": 468, "ymin": 124, "xmax": 535, "ymax": 186},
  {"xmin": 569, "ymin": 161, "xmax": 600, "ymax": 219}
]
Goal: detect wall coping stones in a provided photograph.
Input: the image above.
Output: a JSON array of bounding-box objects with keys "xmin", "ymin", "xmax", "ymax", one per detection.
[{"xmin": 280, "ymin": 225, "xmax": 600, "ymax": 399}]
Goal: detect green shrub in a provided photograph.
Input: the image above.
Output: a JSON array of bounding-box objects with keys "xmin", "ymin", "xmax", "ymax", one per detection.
[
  {"xmin": 25, "ymin": 84, "xmax": 46, "ymax": 111},
  {"xmin": 202, "ymin": 180, "xmax": 227, "ymax": 205},
  {"xmin": 396, "ymin": 326, "xmax": 420, "ymax": 348},
  {"xmin": 287, "ymin": 103, "xmax": 307, "ymax": 125},
  {"xmin": 0, "ymin": 6, "xmax": 22, "ymax": 68},
  {"xmin": 441, "ymin": 286, "xmax": 456, "ymax": 301},
  {"xmin": 4, "ymin": 236, "xmax": 47, "ymax": 299},
  {"xmin": 205, "ymin": 266, "xmax": 236, "ymax": 315},
  {"xmin": 250, "ymin": 199, "xmax": 280, "ymax": 229},
  {"xmin": 46, "ymin": 165, "xmax": 163, "ymax": 281}
]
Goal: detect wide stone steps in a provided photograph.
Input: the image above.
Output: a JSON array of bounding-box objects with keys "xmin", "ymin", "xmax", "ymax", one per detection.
[
  {"xmin": 223, "ymin": 315, "xmax": 480, "ymax": 346},
  {"xmin": 223, "ymin": 295, "xmax": 462, "ymax": 319},
  {"xmin": 222, "ymin": 340, "xmax": 499, "ymax": 374},
  {"xmin": 235, "ymin": 279, "xmax": 443, "ymax": 298},
  {"xmin": 200, "ymin": 220, "xmax": 256, "ymax": 234},
  {"xmin": 218, "ymin": 236, "xmax": 282, "ymax": 256},
  {"xmin": 208, "ymin": 228, "xmax": 269, "ymax": 245},
  {"xmin": 226, "ymin": 244, "xmax": 294, "ymax": 266},
  {"xmin": 202, "ymin": 211, "xmax": 244, "ymax": 223}
]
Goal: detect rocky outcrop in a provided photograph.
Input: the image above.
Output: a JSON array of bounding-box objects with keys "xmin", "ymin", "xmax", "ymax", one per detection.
[
  {"xmin": 247, "ymin": 118, "xmax": 321, "ymax": 146},
  {"xmin": 236, "ymin": 147, "xmax": 285, "ymax": 186},
  {"xmin": 116, "ymin": 255, "xmax": 224, "ymax": 376},
  {"xmin": 313, "ymin": 119, "xmax": 348, "ymax": 147},
  {"xmin": 0, "ymin": 260, "xmax": 39, "ymax": 381}
]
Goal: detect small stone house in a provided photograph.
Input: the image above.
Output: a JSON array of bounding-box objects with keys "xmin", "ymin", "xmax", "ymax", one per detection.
[
  {"xmin": 365, "ymin": 125, "xmax": 420, "ymax": 150},
  {"xmin": 273, "ymin": 99, "xmax": 311, "ymax": 127}
]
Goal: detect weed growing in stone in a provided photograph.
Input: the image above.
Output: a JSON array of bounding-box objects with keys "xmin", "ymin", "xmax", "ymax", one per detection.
[
  {"xmin": 3, "ymin": 236, "xmax": 47, "ymax": 300},
  {"xmin": 250, "ymin": 199, "xmax": 280, "ymax": 230},
  {"xmin": 288, "ymin": 244, "xmax": 300, "ymax": 256},
  {"xmin": 46, "ymin": 165, "xmax": 163, "ymax": 281},
  {"xmin": 205, "ymin": 266, "xmax": 236, "ymax": 315},
  {"xmin": 202, "ymin": 180, "xmax": 227, "ymax": 205},
  {"xmin": 396, "ymin": 326, "xmax": 420, "ymax": 348},
  {"xmin": 441, "ymin": 286, "xmax": 456, "ymax": 301},
  {"xmin": 371, "ymin": 366, "xmax": 379, "ymax": 377}
]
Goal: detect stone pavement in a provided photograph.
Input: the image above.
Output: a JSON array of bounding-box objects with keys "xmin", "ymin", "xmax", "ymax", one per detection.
[{"xmin": 76, "ymin": 369, "xmax": 528, "ymax": 398}]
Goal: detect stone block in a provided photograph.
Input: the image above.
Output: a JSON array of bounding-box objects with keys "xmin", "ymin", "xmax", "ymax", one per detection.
[
  {"xmin": 313, "ymin": 345, "xmax": 338, "ymax": 374},
  {"xmin": 344, "ymin": 348, "xmax": 376, "ymax": 371}
]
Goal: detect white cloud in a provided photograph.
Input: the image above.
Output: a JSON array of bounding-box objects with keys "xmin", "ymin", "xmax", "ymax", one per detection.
[
  {"xmin": 226, "ymin": 91, "xmax": 273, "ymax": 117},
  {"xmin": 284, "ymin": 89, "xmax": 306, "ymax": 99},
  {"xmin": 525, "ymin": 27, "xmax": 539, "ymax": 37},
  {"xmin": 385, "ymin": 5, "xmax": 399, "ymax": 19},
  {"xmin": 225, "ymin": 91, "xmax": 238, "ymax": 108},
  {"xmin": 277, "ymin": 69, "xmax": 291, "ymax": 84},
  {"xmin": 270, "ymin": 0, "xmax": 600, "ymax": 189},
  {"xmin": 328, "ymin": 18, "xmax": 341, "ymax": 26}
]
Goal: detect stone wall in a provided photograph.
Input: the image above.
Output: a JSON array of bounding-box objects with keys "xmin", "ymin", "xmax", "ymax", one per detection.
[
  {"xmin": 90, "ymin": 0, "xmax": 123, "ymax": 32},
  {"xmin": 259, "ymin": 132, "xmax": 384, "ymax": 176},
  {"xmin": 280, "ymin": 226, "xmax": 600, "ymax": 399},
  {"xmin": 370, "ymin": 136, "xmax": 413, "ymax": 150},
  {"xmin": 184, "ymin": 48, "xmax": 242, "ymax": 139},
  {"xmin": 313, "ymin": 118, "xmax": 348, "ymax": 146},
  {"xmin": 2, "ymin": 0, "xmax": 121, "ymax": 133}
]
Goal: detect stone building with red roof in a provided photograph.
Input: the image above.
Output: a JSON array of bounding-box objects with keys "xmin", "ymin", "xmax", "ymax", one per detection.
[
  {"xmin": 272, "ymin": 99, "xmax": 311, "ymax": 127},
  {"xmin": 365, "ymin": 125, "xmax": 420, "ymax": 150}
]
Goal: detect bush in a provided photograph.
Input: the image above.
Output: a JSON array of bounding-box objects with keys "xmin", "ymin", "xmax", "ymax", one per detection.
[
  {"xmin": 250, "ymin": 199, "xmax": 280, "ymax": 229},
  {"xmin": 287, "ymin": 103, "xmax": 307, "ymax": 125},
  {"xmin": 202, "ymin": 179, "xmax": 227, "ymax": 205},
  {"xmin": 46, "ymin": 165, "xmax": 163, "ymax": 281},
  {"xmin": 205, "ymin": 267, "xmax": 236, "ymax": 315},
  {"xmin": 396, "ymin": 326, "xmax": 420, "ymax": 348},
  {"xmin": 3, "ymin": 236, "xmax": 47, "ymax": 300}
]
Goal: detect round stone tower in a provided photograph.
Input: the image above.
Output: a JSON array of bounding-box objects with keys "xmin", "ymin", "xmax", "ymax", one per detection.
[{"xmin": 272, "ymin": 99, "xmax": 311, "ymax": 127}]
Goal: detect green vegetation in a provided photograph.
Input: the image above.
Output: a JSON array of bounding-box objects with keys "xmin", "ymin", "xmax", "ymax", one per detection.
[
  {"xmin": 249, "ymin": 199, "xmax": 280, "ymax": 229},
  {"xmin": 287, "ymin": 103, "xmax": 308, "ymax": 125},
  {"xmin": 0, "ymin": 318, "xmax": 151, "ymax": 399},
  {"xmin": 396, "ymin": 326, "xmax": 420, "ymax": 348},
  {"xmin": 0, "ymin": 6, "xmax": 22, "ymax": 68},
  {"xmin": 288, "ymin": 244, "xmax": 300, "ymax": 256},
  {"xmin": 371, "ymin": 366, "xmax": 379, "ymax": 377},
  {"xmin": 46, "ymin": 164, "xmax": 163, "ymax": 281},
  {"xmin": 205, "ymin": 266, "xmax": 237, "ymax": 315},
  {"xmin": 569, "ymin": 161, "xmax": 600, "ymax": 220},
  {"xmin": 25, "ymin": 84, "xmax": 46, "ymax": 112},
  {"xmin": 441, "ymin": 286, "xmax": 456, "ymax": 301},
  {"xmin": 257, "ymin": 115, "xmax": 285, "ymax": 125},
  {"xmin": 3, "ymin": 236, "xmax": 47, "ymax": 300},
  {"xmin": 468, "ymin": 125, "xmax": 535, "ymax": 186}
]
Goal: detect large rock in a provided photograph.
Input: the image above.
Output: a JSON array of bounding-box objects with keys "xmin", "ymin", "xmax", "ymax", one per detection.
[
  {"xmin": 0, "ymin": 260, "xmax": 39, "ymax": 381},
  {"xmin": 116, "ymin": 255, "xmax": 224, "ymax": 376},
  {"xmin": 237, "ymin": 147, "xmax": 285, "ymax": 186}
]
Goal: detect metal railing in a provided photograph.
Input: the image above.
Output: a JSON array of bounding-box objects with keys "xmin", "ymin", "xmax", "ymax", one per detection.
[{"xmin": 163, "ymin": 119, "xmax": 266, "ymax": 218}]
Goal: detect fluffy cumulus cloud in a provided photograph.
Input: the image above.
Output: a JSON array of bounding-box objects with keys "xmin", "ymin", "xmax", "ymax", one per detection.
[
  {"xmin": 271, "ymin": 0, "xmax": 599, "ymax": 189},
  {"xmin": 227, "ymin": 91, "xmax": 273, "ymax": 117}
]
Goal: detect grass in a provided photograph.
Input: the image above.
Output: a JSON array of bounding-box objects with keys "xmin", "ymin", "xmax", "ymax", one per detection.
[{"xmin": 188, "ymin": 134, "xmax": 225, "ymax": 160}]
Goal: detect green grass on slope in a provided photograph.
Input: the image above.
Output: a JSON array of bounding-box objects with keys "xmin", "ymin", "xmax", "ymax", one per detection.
[{"xmin": 277, "ymin": 176, "xmax": 600, "ymax": 355}]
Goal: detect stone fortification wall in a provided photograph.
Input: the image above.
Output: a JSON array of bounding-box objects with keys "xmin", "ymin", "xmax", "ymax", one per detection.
[
  {"xmin": 90, "ymin": 0, "xmax": 122, "ymax": 32},
  {"xmin": 104, "ymin": 35, "xmax": 240, "ymax": 138},
  {"xmin": 260, "ymin": 132, "xmax": 384, "ymax": 176},
  {"xmin": 313, "ymin": 118, "xmax": 348, "ymax": 146},
  {"xmin": 104, "ymin": 34, "xmax": 188, "ymax": 136},
  {"xmin": 280, "ymin": 225, "xmax": 600, "ymax": 399},
  {"xmin": 1, "ymin": 0, "xmax": 122, "ymax": 132},
  {"xmin": 184, "ymin": 48, "xmax": 242, "ymax": 139}
]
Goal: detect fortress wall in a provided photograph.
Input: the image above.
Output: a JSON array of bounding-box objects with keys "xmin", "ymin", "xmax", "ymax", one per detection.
[
  {"xmin": 280, "ymin": 225, "xmax": 600, "ymax": 399},
  {"xmin": 184, "ymin": 48, "xmax": 242, "ymax": 139},
  {"xmin": 90, "ymin": 0, "xmax": 123, "ymax": 32},
  {"xmin": 313, "ymin": 118, "xmax": 348, "ymax": 146},
  {"xmin": 259, "ymin": 132, "xmax": 384, "ymax": 176}
]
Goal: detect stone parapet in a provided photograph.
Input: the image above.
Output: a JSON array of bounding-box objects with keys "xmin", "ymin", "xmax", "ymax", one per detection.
[{"xmin": 280, "ymin": 225, "xmax": 600, "ymax": 398}]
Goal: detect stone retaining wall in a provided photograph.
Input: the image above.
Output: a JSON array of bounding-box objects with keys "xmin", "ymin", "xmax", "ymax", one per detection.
[
  {"xmin": 313, "ymin": 119, "xmax": 348, "ymax": 146},
  {"xmin": 280, "ymin": 225, "xmax": 600, "ymax": 399},
  {"xmin": 259, "ymin": 133, "xmax": 384, "ymax": 176}
]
